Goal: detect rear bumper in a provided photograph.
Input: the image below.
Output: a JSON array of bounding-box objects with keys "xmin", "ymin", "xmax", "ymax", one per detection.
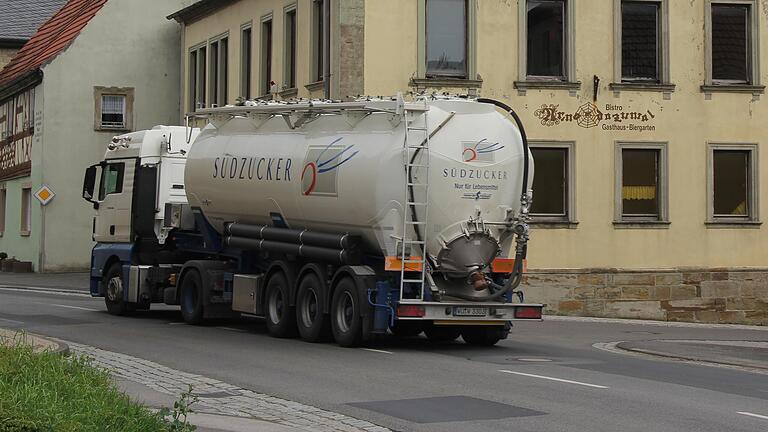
[{"xmin": 395, "ymin": 301, "xmax": 543, "ymax": 322}]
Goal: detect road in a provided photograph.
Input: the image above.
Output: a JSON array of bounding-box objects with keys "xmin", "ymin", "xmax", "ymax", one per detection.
[{"xmin": 1, "ymin": 286, "xmax": 766, "ymax": 432}]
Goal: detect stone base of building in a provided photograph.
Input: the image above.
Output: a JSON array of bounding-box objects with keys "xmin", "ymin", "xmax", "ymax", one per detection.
[{"xmin": 524, "ymin": 269, "xmax": 768, "ymax": 326}]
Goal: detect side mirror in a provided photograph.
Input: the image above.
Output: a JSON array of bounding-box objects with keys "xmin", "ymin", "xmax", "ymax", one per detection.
[{"xmin": 83, "ymin": 165, "xmax": 97, "ymax": 205}]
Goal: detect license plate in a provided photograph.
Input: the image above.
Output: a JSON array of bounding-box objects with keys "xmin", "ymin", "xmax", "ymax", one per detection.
[{"xmin": 453, "ymin": 307, "xmax": 487, "ymax": 317}]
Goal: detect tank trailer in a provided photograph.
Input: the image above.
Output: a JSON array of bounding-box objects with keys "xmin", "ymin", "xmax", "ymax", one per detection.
[{"xmin": 82, "ymin": 95, "xmax": 543, "ymax": 346}]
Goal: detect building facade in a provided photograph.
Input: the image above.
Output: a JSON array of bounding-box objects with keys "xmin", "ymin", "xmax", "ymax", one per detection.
[
  {"xmin": 171, "ymin": 0, "xmax": 767, "ymax": 324},
  {"xmin": 0, "ymin": 0, "xmax": 188, "ymax": 272}
]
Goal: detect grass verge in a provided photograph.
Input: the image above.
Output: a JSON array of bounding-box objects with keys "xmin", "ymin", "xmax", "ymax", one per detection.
[{"xmin": 0, "ymin": 336, "xmax": 193, "ymax": 431}]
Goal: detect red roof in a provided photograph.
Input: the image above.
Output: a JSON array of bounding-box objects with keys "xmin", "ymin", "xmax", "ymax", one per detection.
[{"xmin": 0, "ymin": 0, "xmax": 108, "ymax": 87}]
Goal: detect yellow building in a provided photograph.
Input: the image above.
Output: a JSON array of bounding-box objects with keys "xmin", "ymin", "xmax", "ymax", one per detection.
[{"xmin": 169, "ymin": 0, "xmax": 767, "ymax": 324}]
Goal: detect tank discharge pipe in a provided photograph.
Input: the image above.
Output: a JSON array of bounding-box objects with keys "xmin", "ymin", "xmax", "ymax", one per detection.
[
  {"xmin": 224, "ymin": 223, "xmax": 361, "ymax": 265},
  {"xmin": 450, "ymin": 98, "xmax": 531, "ymax": 302}
]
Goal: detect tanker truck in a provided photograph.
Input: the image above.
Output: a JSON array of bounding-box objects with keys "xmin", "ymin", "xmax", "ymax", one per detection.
[{"xmin": 81, "ymin": 95, "xmax": 542, "ymax": 347}]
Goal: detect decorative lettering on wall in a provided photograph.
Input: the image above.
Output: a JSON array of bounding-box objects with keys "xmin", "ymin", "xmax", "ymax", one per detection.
[
  {"xmin": 0, "ymin": 87, "xmax": 35, "ymax": 180},
  {"xmin": 534, "ymin": 102, "xmax": 657, "ymax": 132}
]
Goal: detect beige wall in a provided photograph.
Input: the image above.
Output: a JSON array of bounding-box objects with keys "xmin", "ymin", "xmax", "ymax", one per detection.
[
  {"xmin": 0, "ymin": 48, "xmax": 18, "ymax": 70},
  {"xmin": 180, "ymin": 0, "xmax": 768, "ymax": 271}
]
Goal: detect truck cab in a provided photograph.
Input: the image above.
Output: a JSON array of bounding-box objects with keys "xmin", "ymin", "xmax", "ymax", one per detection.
[{"xmin": 82, "ymin": 126, "xmax": 199, "ymax": 311}]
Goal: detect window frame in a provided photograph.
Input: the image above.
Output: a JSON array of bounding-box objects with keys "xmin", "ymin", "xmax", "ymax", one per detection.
[
  {"xmin": 20, "ymin": 185, "xmax": 30, "ymax": 236},
  {"xmin": 309, "ymin": 0, "xmax": 324, "ymax": 86},
  {"xmin": 516, "ymin": 0, "xmax": 578, "ymax": 91},
  {"xmin": 703, "ymin": 0, "xmax": 763, "ymax": 93},
  {"xmin": 283, "ymin": 4, "xmax": 298, "ymax": 92},
  {"xmin": 241, "ymin": 22, "xmax": 253, "ymax": 100},
  {"xmin": 98, "ymin": 162, "xmax": 125, "ymax": 201},
  {"xmin": 529, "ymin": 141, "xmax": 577, "ymax": 226},
  {"xmin": 0, "ymin": 185, "xmax": 6, "ymax": 237},
  {"xmin": 614, "ymin": 141, "xmax": 669, "ymax": 226},
  {"xmin": 189, "ymin": 43, "xmax": 207, "ymax": 111},
  {"xmin": 207, "ymin": 32, "xmax": 229, "ymax": 107},
  {"xmin": 706, "ymin": 142, "xmax": 760, "ymax": 225},
  {"xmin": 612, "ymin": 0, "xmax": 673, "ymax": 91},
  {"xmin": 93, "ymin": 87, "xmax": 134, "ymax": 132},
  {"xmin": 260, "ymin": 13, "xmax": 274, "ymax": 97},
  {"xmin": 414, "ymin": 0, "xmax": 480, "ymax": 90}
]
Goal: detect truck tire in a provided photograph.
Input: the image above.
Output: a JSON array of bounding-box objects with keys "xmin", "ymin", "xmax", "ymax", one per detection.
[
  {"xmin": 330, "ymin": 278, "xmax": 363, "ymax": 347},
  {"xmin": 104, "ymin": 263, "xmax": 133, "ymax": 316},
  {"xmin": 180, "ymin": 270, "xmax": 204, "ymax": 325},
  {"xmin": 424, "ymin": 325, "xmax": 461, "ymax": 342},
  {"xmin": 265, "ymin": 273, "xmax": 297, "ymax": 338},
  {"xmin": 461, "ymin": 326, "xmax": 506, "ymax": 346},
  {"xmin": 296, "ymin": 274, "xmax": 330, "ymax": 342}
]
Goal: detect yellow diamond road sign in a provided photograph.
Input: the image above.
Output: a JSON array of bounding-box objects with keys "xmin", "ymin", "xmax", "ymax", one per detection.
[{"xmin": 34, "ymin": 185, "xmax": 55, "ymax": 206}]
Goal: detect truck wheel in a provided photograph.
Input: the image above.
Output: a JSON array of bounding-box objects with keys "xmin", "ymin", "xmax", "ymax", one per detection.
[
  {"xmin": 424, "ymin": 325, "xmax": 461, "ymax": 342},
  {"xmin": 104, "ymin": 263, "xmax": 132, "ymax": 316},
  {"xmin": 180, "ymin": 270, "xmax": 204, "ymax": 325},
  {"xmin": 330, "ymin": 278, "xmax": 363, "ymax": 347},
  {"xmin": 462, "ymin": 326, "xmax": 506, "ymax": 347},
  {"xmin": 265, "ymin": 273, "xmax": 297, "ymax": 338},
  {"xmin": 296, "ymin": 274, "xmax": 330, "ymax": 342}
]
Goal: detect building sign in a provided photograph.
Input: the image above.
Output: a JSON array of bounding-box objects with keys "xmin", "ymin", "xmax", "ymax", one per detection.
[
  {"xmin": 534, "ymin": 102, "xmax": 657, "ymax": 132},
  {"xmin": 0, "ymin": 87, "xmax": 35, "ymax": 181}
]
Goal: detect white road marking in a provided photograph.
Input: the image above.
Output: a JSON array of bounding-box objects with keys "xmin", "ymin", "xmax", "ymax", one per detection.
[
  {"xmin": 499, "ymin": 370, "xmax": 609, "ymax": 389},
  {"xmin": 217, "ymin": 327, "xmax": 247, "ymax": 333},
  {"xmin": 168, "ymin": 322, "xmax": 186, "ymax": 325},
  {"xmin": 517, "ymin": 358, "xmax": 553, "ymax": 362},
  {"xmin": 737, "ymin": 411, "xmax": 768, "ymax": 421},
  {"xmin": 360, "ymin": 348, "xmax": 394, "ymax": 355},
  {"xmin": 0, "ymin": 286, "xmax": 91, "ymax": 297},
  {"xmin": 50, "ymin": 304, "xmax": 99, "ymax": 312},
  {"xmin": 0, "ymin": 316, "xmax": 23, "ymax": 324}
]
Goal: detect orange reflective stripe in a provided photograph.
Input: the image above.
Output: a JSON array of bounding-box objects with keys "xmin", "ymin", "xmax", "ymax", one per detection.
[
  {"xmin": 385, "ymin": 256, "xmax": 424, "ymax": 272},
  {"xmin": 491, "ymin": 258, "xmax": 527, "ymax": 274}
]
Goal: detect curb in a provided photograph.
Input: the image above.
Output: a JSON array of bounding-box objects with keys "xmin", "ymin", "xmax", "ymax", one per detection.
[
  {"xmin": 615, "ymin": 341, "xmax": 768, "ymax": 372},
  {"xmin": 0, "ymin": 328, "xmax": 70, "ymax": 355},
  {"xmin": 0, "ymin": 284, "xmax": 91, "ymax": 296},
  {"xmin": 546, "ymin": 315, "xmax": 768, "ymax": 331}
]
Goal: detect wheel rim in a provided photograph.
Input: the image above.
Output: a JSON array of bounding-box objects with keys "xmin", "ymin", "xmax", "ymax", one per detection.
[
  {"xmin": 269, "ymin": 288, "xmax": 285, "ymax": 324},
  {"xmin": 300, "ymin": 288, "xmax": 319, "ymax": 328},
  {"xmin": 106, "ymin": 277, "xmax": 122, "ymax": 302},
  {"xmin": 335, "ymin": 291, "xmax": 355, "ymax": 333}
]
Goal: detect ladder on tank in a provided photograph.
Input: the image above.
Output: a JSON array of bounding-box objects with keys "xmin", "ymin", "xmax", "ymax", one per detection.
[{"xmin": 399, "ymin": 100, "xmax": 430, "ymax": 301}]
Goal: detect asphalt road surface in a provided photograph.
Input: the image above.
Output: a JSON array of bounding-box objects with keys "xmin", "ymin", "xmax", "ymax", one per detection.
[{"xmin": 1, "ymin": 287, "xmax": 766, "ymax": 432}]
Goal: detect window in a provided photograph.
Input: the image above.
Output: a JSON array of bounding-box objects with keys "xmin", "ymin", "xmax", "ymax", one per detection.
[
  {"xmin": 621, "ymin": 1, "xmax": 660, "ymax": 82},
  {"xmin": 708, "ymin": 144, "xmax": 759, "ymax": 223},
  {"xmin": 0, "ymin": 187, "xmax": 6, "ymax": 236},
  {"xmin": 284, "ymin": 7, "xmax": 297, "ymax": 89},
  {"xmin": 527, "ymin": 0, "xmax": 566, "ymax": 78},
  {"xmin": 209, "ymin": 36, "xmax": 228, "ymax": 107},
  {"xmin": 311, "ymin": 0, "xmax": 324, "ymax": 83},
  {"xmin": 98, "ymin": 163, "xmax": 125, "ymax": 201},
  {"xmin": 94, "ymin": 87, "xmax": 134, "ymax": 131},
  {"xmin": 426, "ymin": 0, "xmax": 468, "ymax": 78},
  {"xmin": 20, "ymin": 187, "xmax": 30, "ymax": 235},
  {"xmin": 241, "ymin": 25, "xmax": 252, "ymax": 99},
  {"xmin": 189, "ymin": 45, "xmax": 207, "ymax": 110},
  {"xmin": 100, "ymin": 95, "xmax": 125, "ymax": 129},
  {"xmin": 615, "ymin": 143, "xmax": 668, "ymax": 224},
  {"xmin": 705, "ymin": 1, "xmax": 761, "ymax": 90},
  {"xmin": 530, "ymin": 143, "xmax": 575, "ymax": 223},
  {"xmin": 261, "ymin": 17, "xmax": 273, "ymax": 95}
]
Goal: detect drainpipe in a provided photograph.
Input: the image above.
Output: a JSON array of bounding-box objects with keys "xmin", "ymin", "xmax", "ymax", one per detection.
[{"xmin": 323, "ymin": 0, "xmax": 331, "ymax": 99}]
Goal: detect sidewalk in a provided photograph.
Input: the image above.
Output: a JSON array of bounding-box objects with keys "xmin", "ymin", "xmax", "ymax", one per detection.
[
  {"xmin": 618, "ymin": 339, "xmax": 768, "ymax": 371},
  {"xmin": 0, "ymin": 272, "xmax": 90, "ymax": 291}
]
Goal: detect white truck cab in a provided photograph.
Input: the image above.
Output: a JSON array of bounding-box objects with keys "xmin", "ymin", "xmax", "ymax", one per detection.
[{"xmin": 82, "ymin": 126, "xmax": 199, "ymax": 245}]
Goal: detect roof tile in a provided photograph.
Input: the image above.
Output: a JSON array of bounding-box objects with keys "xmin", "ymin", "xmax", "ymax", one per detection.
[{"xmin": 0, "ymin": 0, "xmax": 108, "ymax": 87}]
